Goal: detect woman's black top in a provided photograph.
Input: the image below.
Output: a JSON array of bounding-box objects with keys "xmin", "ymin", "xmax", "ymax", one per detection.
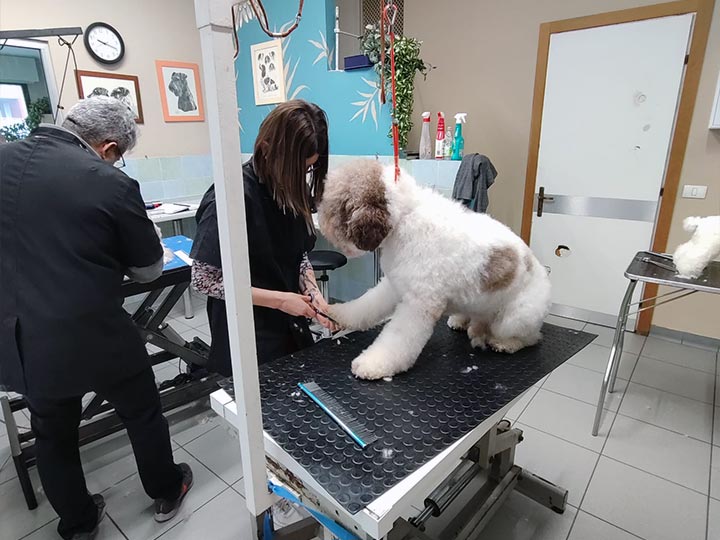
[{"xmin": 190, "ymin": 161, "xmax": 315, "ymax": 373}]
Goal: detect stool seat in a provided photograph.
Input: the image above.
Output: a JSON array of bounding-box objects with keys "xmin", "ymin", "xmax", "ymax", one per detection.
[{"xmin": 308, "ymin": 250, "xmax": 348, "ymax": 272}]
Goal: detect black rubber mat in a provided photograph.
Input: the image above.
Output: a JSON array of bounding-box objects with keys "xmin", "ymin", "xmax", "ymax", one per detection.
[{"xmin": 259, "ymin": 323, "xmax": 595, "ymax": 514}]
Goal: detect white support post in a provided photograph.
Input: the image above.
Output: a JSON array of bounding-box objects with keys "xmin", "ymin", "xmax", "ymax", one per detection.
[{"xmin": 194, "ymin": 0, "xmax": 272, "ymax": 520}]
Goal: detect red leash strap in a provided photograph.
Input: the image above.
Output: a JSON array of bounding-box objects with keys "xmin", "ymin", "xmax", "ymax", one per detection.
[
  {"xmin": 383, "ymin": 3, "xmax": 400, "ymax": 183},
  {"xmin": 379, "ymin": 12, "xmax": 386, "ymax": 105}
]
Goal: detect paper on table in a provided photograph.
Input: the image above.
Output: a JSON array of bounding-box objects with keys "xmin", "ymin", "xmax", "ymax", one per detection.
[
  {"xmin": 159, "ymin": 203, "xmax": 191, "ymax": 214},
  {"xmin": 175, "ymin": 251, "xmax": 193, "ymax": 266}
]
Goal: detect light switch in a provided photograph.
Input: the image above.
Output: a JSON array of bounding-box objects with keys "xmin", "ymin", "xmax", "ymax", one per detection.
[{"xmin": 681, "ymin": 184, "xmax": 708, "ymax": 199}]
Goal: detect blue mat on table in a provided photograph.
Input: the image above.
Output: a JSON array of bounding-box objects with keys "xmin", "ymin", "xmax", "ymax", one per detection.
[{"xmin": 162, "ymin": 235, "xmax": 193, "ymax": 271}]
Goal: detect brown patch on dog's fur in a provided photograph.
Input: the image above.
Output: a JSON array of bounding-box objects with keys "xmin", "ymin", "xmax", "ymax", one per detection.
[
  {"xmin": 319, "ymin": 159, "xmax": 391, "ymax": 252},
  {"xmin": 482, "ymin": 247, "xmax": 518, "ymax": 291},
  {"xmin": 525, "ymin": 253, "xmax": 534, "ymax": 273}
]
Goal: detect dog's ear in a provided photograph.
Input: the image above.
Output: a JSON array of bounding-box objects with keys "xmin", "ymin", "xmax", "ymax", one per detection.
[{"xmin": 345, "ymin": 160, "xmax": 392, "ymax": 251}]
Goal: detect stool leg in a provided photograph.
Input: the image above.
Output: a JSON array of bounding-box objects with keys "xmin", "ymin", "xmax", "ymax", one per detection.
[
  {"xmin": 318, "ymin": 271, "xmax": 329, "ymax": 301},
  {"xmin": 317, "ymin": 271, "xmax": 331, "ymax": 338},
  {"xmin": 172, "ymin": 220, "xmax": 194, "ymax": 319},
  {"xmin": 592, "ymin": 279, "xmax": 636, "ymax": 436}
]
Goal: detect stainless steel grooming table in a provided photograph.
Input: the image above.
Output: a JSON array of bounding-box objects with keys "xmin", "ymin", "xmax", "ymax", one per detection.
[
  {"xmin": 592, "ymin": 251, "xmax": 720, "ymax": 436},
  {"xmin": 1, "ymin": 239, "xmax": 221, "ymax": 510}
]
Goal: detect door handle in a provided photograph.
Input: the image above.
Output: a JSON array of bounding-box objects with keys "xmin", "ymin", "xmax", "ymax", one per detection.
[{"xmin": 537, "ymin": 187, "xmax": 555, "ymax": 217}]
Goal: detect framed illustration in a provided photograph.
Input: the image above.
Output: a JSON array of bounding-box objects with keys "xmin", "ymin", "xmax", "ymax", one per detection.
[
  {"xmin": 250, "ymin": 40, "xmax": 286, "ymax": 105},
  {"xmin": 155, "ymin": 60, "xmax": 205, "ymax": 122},
  {"xmin": 75, "ymin": 70, "xmax": 144, "ymax": 123}
]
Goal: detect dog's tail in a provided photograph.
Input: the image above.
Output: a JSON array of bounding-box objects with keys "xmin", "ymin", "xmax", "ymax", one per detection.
[{"xmin": 683, "ymin": 216, "xmax": 703, "ymax": 234}]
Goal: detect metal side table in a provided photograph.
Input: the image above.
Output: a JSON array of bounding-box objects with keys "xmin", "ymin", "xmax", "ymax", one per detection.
[{"xmin": 592, "ymin": 251, "xmax": 720, "ymax": 436}]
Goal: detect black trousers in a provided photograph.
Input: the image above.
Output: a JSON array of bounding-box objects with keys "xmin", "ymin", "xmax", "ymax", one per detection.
[
  {"xmin": 206, "ymin": 296, "xmax": 315, "ymax": 377},
  {"xmin": 26, "ymin": 367, "xmax": 183, "ymax": 540}
]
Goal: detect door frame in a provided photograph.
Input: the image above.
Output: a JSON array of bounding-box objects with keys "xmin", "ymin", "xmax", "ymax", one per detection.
[{"xmin": 520, "ymin": 0, "xmax": 715, "ymax": 334}]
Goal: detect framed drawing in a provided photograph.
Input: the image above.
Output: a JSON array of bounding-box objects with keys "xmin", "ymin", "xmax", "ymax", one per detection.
[
  {"xmin": 75, "ymin": 70, "xmax": 144, "ymax": 123},
  {"xmin": 250, "ymin": 40, "xmax": 286, "ymax": 105},
  {"xmin": 155, "ymin": 60, "xmax": 205, "ymax": 122}
]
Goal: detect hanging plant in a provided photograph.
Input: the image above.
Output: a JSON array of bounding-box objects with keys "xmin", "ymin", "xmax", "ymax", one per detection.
[
  {"xmin": 359, "ymin": 24, "xmax": 430, "ymax": 151},
  {"xmin": 0, "ymin": 97, "xmax": 51, "ymax": 142}
]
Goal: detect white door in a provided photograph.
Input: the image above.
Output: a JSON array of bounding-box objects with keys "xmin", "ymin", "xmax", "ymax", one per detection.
[{"xmin": 530, "ymin": 14, "xmax": 693, "ymax": 327}]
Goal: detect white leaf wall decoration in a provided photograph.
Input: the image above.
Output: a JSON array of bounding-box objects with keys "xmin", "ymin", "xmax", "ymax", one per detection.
[{"xmin": 350, "ymin": 77, "xmax": 380, "ymax": 129}]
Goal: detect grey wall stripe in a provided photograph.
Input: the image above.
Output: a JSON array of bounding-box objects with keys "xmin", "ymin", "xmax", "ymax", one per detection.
[{"xmin": 533, "ymin": 194, "xmax": 658, "ymax": 222}]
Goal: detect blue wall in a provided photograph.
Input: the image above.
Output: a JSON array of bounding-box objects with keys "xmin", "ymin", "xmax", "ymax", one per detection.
[{"xmin": 235, "ymin": 0, "xmax": 393, "ymax": 155}]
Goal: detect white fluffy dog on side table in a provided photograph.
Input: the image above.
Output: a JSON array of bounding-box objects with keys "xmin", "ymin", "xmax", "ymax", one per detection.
[
  {"xmin": 672, "ymin": 215, "xmax": 720, "ymax": 279},
  {"xmin": 318, "ymin": 159, "xmax": 551, "ymax": 380}
]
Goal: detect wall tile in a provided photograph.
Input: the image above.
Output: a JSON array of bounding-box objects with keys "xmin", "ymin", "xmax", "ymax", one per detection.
[
  {"xmin": 182, "ymin": 155, "xmax": 212, "ymax": 178},
  {"xmin": 162, "ymin": 179, "xmax": 186, "ymax": 199},
  {"xmin": 328, "ymin": 155, "xmax": 355, "ymax": 169},
  {"xmin": 436, "ymin": 161, "xmax": 461, "ymax": 189},
  {"xmin": 134, "ymin": 157, "xmax": 162, "ymax": 182},
  {"xmin": 410, "ymin": 160, "xmax": 438, "ymax": 186},
  {"xmin": 139, "ymin": 181, "xmax": 164, "ymax": 202},
  {"xmin": 160, "ymin": 157, "xmax": 183, "ymax": 180},
  {"xmin": 376, "ymin": 155, "xmax": 396, "ymax": 166},
  {"xmin": 185, "ymin": 177, "xmax": 213, "ymax": 196},
  {"xmin": 122, "ymin": 160, "xmax": 139, "ymax": 180}
]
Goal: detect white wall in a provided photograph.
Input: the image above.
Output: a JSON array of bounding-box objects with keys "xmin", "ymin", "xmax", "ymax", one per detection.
[{"xmin": 0, "ymin": 0, "xmax": 210, "ymax": 158}]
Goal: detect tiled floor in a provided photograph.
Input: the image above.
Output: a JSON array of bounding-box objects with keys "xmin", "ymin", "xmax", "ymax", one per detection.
[{"xmin": 1, "ymin": 310, "xmax": 718, "ymax": 540}]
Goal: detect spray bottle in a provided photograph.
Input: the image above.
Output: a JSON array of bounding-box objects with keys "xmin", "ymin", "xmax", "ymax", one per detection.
[
  {"xmin": 451, "ymin": 113, "xmax": 467, "ymax": 160},
  {"xmin": 434, "ymin": 112, "xmax": 446, "ymax": 159},
  {"xmin": 443, "ymin": 128, "xmax": 453, "ymax": 160},
  {"xmin": 419, "ymin": 112, "xmax": 432, "ymax": 160}
]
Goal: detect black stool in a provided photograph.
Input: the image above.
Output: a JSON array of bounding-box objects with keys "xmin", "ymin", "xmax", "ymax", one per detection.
[{"xmin": 308, "ymin": 250, "xmax": 348, "ymax": 301}]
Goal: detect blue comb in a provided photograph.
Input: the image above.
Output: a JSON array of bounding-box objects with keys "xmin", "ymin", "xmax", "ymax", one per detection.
[{"xmin": 298, "ymin": 381, "xmax": 379, "ymax": 449}]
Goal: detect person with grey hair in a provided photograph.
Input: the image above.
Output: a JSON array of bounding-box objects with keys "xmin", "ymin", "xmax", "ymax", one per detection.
[
  {"xmin": 62, "ymin": 95, "xmax": 138, "ymax": 163},
  {"xmin": 0, "ymin": 97, "xmax": 193, "ymax": 540}
]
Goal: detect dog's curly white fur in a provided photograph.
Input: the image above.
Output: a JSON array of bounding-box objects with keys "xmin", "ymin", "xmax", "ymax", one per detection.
[
  {"xmin": 672, "ymin": 215, "xmax": 720, "ymax": 279},
  {"xmin": 318, "ymin": 159, "xmax": 551, "ymax": 380}
]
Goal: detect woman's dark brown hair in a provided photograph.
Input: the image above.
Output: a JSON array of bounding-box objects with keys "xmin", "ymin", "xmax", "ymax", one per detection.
[{"xmin": 253, "ymin": 100, "xmax": 329, "ymax": 231}]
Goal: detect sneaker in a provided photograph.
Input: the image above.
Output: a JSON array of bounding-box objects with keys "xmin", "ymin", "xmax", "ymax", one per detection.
[
  {"xmin": 153, "ymin": 463, "xmax": 193, "ymax": 523},
  {"xmin": 70, "ymin": 494, "xmax": 106, "ymax": 540}
]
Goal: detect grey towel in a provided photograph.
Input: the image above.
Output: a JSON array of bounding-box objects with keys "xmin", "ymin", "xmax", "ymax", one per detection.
[{"xmin": 451, "ymin": 153, "xmax": 498, "ymax": 213}]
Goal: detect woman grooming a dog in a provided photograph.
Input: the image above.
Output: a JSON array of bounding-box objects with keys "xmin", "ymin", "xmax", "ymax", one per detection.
[{"xmin": 190, "ymin": 100, "xmax": 335, "ymax": 376}]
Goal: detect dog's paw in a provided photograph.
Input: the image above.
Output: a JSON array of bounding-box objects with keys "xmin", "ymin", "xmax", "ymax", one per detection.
[
  {"xmin": 470, "ymin": 336, "xmax": 487, "ymax": 350},
  {"xmin": 327, "ymin": 304, "xmax": 356, "ymax": 330},
  {"xmin": 351, "ymin": 349, "xmax": 395, "ymax": 380},
  {"xmin": 447, "ymin": 315, "xmax": 470, "ymax": 332},
  {"xmin": 488, "ymin": 338, "xmax": 525, "ymax": 354}
]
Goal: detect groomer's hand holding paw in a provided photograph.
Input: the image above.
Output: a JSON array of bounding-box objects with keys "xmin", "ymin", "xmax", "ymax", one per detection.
[
  {"xmin": 278, "ymin": 292, "xmax": 316, "ymax": 319},
  {"xmin": 310, "ymin": 293, "xmax": 339, "ymax": 332}
]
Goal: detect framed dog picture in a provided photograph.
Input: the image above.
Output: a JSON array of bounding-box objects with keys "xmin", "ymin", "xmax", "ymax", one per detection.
[
  {"xmin": 75, "ymin": 70, "xmax": 144, "ymax": 123},
  {"xmin": 250, "ymin": 40, "xmax": 286, "ymax": 106},
  {"xmin": 155, "ymin": 60, "xmax": 205, "ymax": 123}
]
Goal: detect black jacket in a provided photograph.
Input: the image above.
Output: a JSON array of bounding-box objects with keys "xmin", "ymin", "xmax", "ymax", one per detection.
[
  {"xmin": 0, "ymin": 126, "xmax": 162, "ymax": 397},
  {"xmin": 191, "ymin": 161, "xmax": 316, "ymax": 368}
]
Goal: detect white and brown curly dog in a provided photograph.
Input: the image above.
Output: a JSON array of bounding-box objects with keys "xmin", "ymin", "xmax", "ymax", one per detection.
[{"xmin": 319, "ymin": 159, "xmax": 551, "ymax": 380}]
